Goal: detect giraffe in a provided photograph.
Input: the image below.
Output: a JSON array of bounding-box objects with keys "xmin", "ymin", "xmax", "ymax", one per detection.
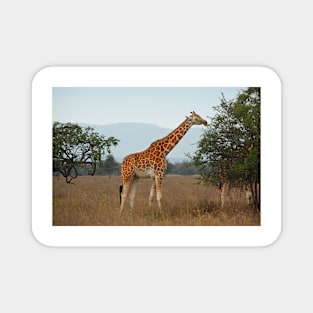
[
  {"xmin": 219, "ymin": 158, "xmax": 254, "ymax": 209},
  {"xmin": 219, "ymin": 143, "xmax": 259, "ymax": 209},
  {"xmin": 220, "ymin": 180, "xmax": 255, "ymax": 208},
  {"xmin": 120, "ymin": 111, "xmax": 207, "ymax": 213}
]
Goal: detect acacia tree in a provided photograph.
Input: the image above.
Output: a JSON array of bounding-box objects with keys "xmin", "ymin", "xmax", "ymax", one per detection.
[
  {"xmin": 53, "ymin": 122, "xmax": 119, "ymax": 183},
  {"xmin": 99, "ymin": 154, "xmax": 120, "ymax": 178},
  {"xmin": 193, "ymin": 87, "xmax": 260, "ymax": 210}
]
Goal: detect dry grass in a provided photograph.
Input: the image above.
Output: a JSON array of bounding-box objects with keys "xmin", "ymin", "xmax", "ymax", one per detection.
[{"xmin": 53, "ymin": 175, "xmax": 260, "ymax": 226}]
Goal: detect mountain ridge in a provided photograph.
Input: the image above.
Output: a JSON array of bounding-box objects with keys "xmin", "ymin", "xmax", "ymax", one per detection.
[{"xmin": 79, "ymin": 122, "xmax": 204, "ymax": 163}]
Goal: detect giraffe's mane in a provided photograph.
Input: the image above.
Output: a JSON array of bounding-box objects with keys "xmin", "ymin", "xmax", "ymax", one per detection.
[
  {"xmin": 149, "ymin": 138, "xmax": 161, "ymax": 146},
  {"xmin": 148, "ymin": 117, "xmax": 189, "ymax": 148}
]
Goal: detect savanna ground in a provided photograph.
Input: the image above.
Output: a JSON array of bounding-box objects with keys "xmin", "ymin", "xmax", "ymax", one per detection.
[{"xmin": 53, "ymin": 175, "xmax": 260, "ymax": 226}]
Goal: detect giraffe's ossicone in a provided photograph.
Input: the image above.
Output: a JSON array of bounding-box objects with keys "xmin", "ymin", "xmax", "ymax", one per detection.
[{"xmin": 120, "ymin": 111, "xmax": 207, "ymax": 213}]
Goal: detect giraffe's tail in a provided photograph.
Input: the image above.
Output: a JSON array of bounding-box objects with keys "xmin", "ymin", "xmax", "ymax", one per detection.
[{"xmin": 119, "ymin": 185, "xmax": 123, "ymax": 204}]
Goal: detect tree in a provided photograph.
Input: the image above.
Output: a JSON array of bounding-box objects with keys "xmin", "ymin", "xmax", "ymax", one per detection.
[
  {"xmin": 98, "ymin": 154, "xmax": 120, "ymax": 177},
  {"xmin": 193, "ymin": 87, "xmax": 260, "ymax": 210},
  {"xmin": 53, "ymin": 122, "xmax": 119, "ymax": 183}
]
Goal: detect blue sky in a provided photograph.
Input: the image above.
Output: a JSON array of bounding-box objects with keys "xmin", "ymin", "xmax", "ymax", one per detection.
[{"xmin": 53, "ymin": 87, "xmax": 244, "ymax": 129}]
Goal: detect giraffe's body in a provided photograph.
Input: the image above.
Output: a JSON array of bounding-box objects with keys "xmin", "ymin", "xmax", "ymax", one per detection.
[{"xmin": 120, "ymin": 111, "xmax": 207, "ymax": 212}]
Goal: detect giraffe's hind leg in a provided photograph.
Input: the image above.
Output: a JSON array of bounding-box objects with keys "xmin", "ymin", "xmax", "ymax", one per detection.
[
  {"xmin": 149, "ymin": 181, "xmax": 156, "ymax": 207},
  {"xmin": 129, "ymin": 176, "xmax": 139, "ymax": 209},
  {"xmin": 120, "ymin": 179, "xmax": 131, "ymax": 214},
  {"xmin": 119, "ymin": 185, "xmax": 123, "ymax": 204}
]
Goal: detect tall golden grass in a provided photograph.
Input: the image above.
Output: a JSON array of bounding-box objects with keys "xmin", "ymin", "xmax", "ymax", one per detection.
[{"xmin": 53, "ymin": 176, "xmax": 260, "ymax": 226}]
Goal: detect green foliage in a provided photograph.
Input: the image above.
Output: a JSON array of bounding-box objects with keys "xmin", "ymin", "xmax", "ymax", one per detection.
[
  {"xmin": 193, "ymin": 88, "xmax": 260, "ymax": 208},
  {"xmin": 53, "ymin": 122, "xmax": 119, "ymax": 183}
]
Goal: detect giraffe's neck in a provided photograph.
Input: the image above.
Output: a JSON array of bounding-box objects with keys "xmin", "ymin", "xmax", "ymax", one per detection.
[{"xmin": 149, "ymin": 118, "xmax": 192, "ymax": 157}]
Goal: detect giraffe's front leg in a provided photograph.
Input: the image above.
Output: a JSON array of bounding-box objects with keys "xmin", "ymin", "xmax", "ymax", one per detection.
[
  {"xmin": 129, "ymin": 177, "xmax": 139, "ymax": 209},
  {"xmin": 154, "ymin": 175, "xmax": 163, "ymax": 210},
  {"xmin": 220, "ymin": 182, "xmax": 226, "ymax": 209},
  {"xmin": 220, "ymin": 181, "xmax": 231, "ymax": 209}
]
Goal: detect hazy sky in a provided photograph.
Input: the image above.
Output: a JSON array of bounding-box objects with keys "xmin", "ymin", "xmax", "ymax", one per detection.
[{"xmin": 53, "ymin": 87, "xmax": 244, "ymax": 129}]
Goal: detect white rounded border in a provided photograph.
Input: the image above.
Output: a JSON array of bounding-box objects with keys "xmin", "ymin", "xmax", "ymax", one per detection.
[{"xmin": 32, "ymin": 66, "xmax": 281, "ymax": 247}]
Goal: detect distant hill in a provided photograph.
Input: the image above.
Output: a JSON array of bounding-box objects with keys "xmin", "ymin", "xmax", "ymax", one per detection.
[{"xmin": 80, "ymin": 122, "xmax": 204, "ymax": 163}]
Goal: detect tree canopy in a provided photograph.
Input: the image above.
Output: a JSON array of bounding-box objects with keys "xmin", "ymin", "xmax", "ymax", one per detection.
[
  {"xmin": 53, "ymin": 122, "xmax": 119, "ymax": 183},
  {"xmin": 193, "ymin": 87, "xmax": 260, "ymax": 209}
]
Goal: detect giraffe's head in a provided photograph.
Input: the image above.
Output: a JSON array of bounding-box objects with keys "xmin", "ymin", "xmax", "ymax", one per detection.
[{"xmin": 187, "ymin": 111, "xmax": 207, "ymax": 126}]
